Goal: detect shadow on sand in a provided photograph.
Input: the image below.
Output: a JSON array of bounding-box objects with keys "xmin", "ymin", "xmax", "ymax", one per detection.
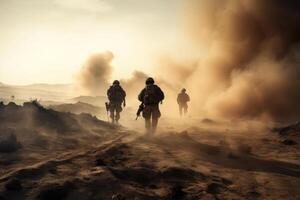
[{"xmin": 146, "ymin": 134, "xmax": 300, "ymax": 178}]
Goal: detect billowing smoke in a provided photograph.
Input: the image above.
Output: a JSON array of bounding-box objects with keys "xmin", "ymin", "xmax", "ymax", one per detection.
[
  {"xmin": 74, "ymin": 0, "xmax": 300, "ymax": 122},
  {"xmin": 75, "ymin": 53, "xmax": 152, "ymax": 107},
  {"xmin": 180, "ymin": 0, "xmax": 300, "ymax": 122},
  {"xmin": 75, "ymin": 51, "xmax": 113, "ymax": 95},
  {"xmin": 120, "ymin": 71, "xmax": 148, "ymax": 105}
]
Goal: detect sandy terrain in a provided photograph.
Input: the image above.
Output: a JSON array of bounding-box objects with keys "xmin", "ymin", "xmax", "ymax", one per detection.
[{"xmin": 0, "ymin": 102, "xmax": 299, "ymax": 200}]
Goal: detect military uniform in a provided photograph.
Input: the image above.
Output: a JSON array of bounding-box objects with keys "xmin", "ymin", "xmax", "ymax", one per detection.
[
  {"xmin": 107, "ymin": 82, "xmax": 126, "ymax": 123},
  {"xmin": 177, "ymin": 90, "xmax": 190, "ymax": 116},
  {"xmin": 138, "ymin": 79, "xmax": 164, "ymax": 134}
]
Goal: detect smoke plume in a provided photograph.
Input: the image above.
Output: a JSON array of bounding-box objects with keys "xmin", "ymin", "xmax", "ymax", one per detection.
[
  {"xmin": 74, "ymin": 0, "xmax": 300, "ymax": 122},
  {"xmin": 76, "ymin": 52, "xmax": 113, "ymax": 95},
  {"xmin": 181, "ymin": 0, "xmax": 300, "ymax": 122},
  {"xmin": 120, "ymin": 71, "xmax": 148, "ymax": 104}
]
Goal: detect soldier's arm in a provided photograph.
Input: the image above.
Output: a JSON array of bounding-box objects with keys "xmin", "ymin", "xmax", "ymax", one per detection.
[
  {"xmin": 122, "ymin": 88, "xmax": 126, "ymax": 103},
  {"xmin": 107, "ymin": 87, "xmax": 111, "ymax": 98},
  {"xmin": 159, "ymin": 87, "xmax": 165, "ymax": 101},
  {"xmin": 138, "ymin": 89, "xmax": 145, "ymax": 102}
]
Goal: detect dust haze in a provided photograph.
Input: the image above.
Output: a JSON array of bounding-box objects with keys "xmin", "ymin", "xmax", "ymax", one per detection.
[
  {"xmin": 75, "ymin": 51, "xmax": 114, "ymax": 96},
  {"xmin": 182, "ymin": 0, "xmax": 300, "ymax": 122},
  {"xmin": 1, "ymin": 1, "xmax": 300, "ymax": 199},
  {"xmin": 74, "ymin": 0, "xmax": 300, "ymax": 123}
]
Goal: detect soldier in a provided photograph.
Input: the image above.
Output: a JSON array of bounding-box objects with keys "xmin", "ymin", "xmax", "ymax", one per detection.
[
  {"xmin": 138, "ymin": 77, "xmax": 164, "ymax": 134},
  {"xmin": 177, "ymin": 88, "xmax": 190, "ymax": 116},
  {"xmin": 107, "ymin": 80, "xmax": 126, "ymax": 124}
]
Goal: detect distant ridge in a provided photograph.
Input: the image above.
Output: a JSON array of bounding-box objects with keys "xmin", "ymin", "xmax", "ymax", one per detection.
[
  {"xmin": 70, "ymin": 96, "xmax": 107, "ymax": 107},
  {"xmin": 0, "ymin": 83, "xmax": 76, "ymax": 102},
  {"xmin": 49, "ymin": 101, "xmax": 104, "ymax": 115}
]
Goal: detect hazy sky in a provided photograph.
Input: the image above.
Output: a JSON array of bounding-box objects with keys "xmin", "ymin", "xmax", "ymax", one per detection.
[{"xmin": 0, "ymin": 0, "xmax": 184, "ymax": 85}]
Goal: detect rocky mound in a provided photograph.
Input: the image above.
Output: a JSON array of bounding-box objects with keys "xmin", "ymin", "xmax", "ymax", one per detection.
[
  {"xmin": 0, "ymin": 101, "xmax": 111, "ymax": 134},
  {"xmin": 0, "ymin": 129, "xmax": 21, "ymax": 153},
  {"xmin": 273, "ymin": 122, "xmax": 300, "ymax": 146},
  {"xmin": 273, "ymin": 122, "xmax": 300, "ymax": 136},
  {"xmin": 0, "ymin": 101, "xmax": 121, "ymax": 177}
]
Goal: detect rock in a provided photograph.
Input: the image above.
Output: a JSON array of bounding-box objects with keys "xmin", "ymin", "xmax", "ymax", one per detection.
[
  {"xmin": 227, "ymin": 152, "xmax": 239, "ymax": 159},
  {"xmin": 206, "ymin": 182, "xmax": 223, "ymax": 194},
  {"xmin": 273, "ymin": 122, "xmax": 300, "ymax": 135},
  {"xmin": 281, "ymin": 139, "xmax": 297, "ymax": 145},
  {"xmin": 95, "ymin": 158, "xmax": 106, "ymax": 166},
  {"xmin": 169, "ymin": 184, "xmax": 186, "ymax": 199},
  {"xmin": 6, "ymin": 102, "xmax": 19, "ymax": 110},
  {"xmin": 5, "ymin": 178, "xmax": 22, "ymax": 191},
  {"xmin": 201, "ymin": 118, "xmax": 216, "ymax": 124},
  {"xmin": 112, "ymin": 193, "xmax": 126, "ymax": 200},
  {"xmin": 37, "ymin": 182, "xmax": 75, "ymax": 200},
  {"xmin": 0, "ymin": 131, "xmax": 21, "ymax": 153},
  {"xmin": 237, "ymin": 144, "xmax": 252, "ymax": 154}
]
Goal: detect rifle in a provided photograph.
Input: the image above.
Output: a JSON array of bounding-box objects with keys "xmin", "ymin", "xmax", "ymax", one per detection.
[
  {"xmin": 105, "ymin": 102, "xmax": 110, "ymax": 121},
  {"xmin": 135, "ymin": 103, "xmax": 144, "ymax": 120}
]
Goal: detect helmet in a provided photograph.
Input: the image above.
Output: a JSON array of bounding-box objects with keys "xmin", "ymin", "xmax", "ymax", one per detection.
[
  {"xmin": 145, "ymin": 77, "xmax": 154, "ymax": 85},
  {"xmin": 113, "ymin": 80, "xmax": 120, "ymax": 85},
  {"xmin": 181, "ymin": 88, "xmax": 186, "ymax": 93}
]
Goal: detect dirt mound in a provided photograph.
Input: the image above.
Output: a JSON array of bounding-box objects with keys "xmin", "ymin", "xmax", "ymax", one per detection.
[
  {"xmin": 201, "ymin": 118, "xmax": 217, "ymax": 124},
  {"xmin": 0, "ymin": 129, "xmax": 21, "ymax": 153},
  {"xmin": 0, "ymin": 100, "xmax": 122, "ymax": 183},
  {"xmin": 273, "ymin": 122, "xmax": 300, "ymax": 136},
  {"xmin": 37, "ymin": 181, "xmax": 76, "ymax": 200},
  {"xmin": 92, "ymin": 138, "xmax": 234, "ymax": 199},
  {"xmin": 4, "ymin": 178, "xmax": 22, "ymax": 191},
  {"xmin": 273, "ymin": 122, "xmax": 300, "ymax": 145},
  {"xmin": 0, "ymin": 100, "xmax": 112, "ymax": 134}
]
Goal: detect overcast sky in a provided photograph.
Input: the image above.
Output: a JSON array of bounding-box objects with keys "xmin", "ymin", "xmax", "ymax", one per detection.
[{"xmin": 0, "ymin": 0, "xmax": 184, "ymax": 85}]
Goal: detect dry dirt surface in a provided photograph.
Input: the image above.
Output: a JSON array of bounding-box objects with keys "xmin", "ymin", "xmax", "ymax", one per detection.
[{"xmin": 0, "ymin": 102, "xmax": 300, "ymax": 200}]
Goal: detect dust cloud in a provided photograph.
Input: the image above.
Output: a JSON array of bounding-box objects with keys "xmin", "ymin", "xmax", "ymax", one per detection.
[
  {"xmin": 75, "ymin": 0, "xmax": 300, "ymax": 122},
  {"xmin": 178, "ymin": 0, "xmax": 300, "ymax": 122},
  {"xmin": 75, "ymin": 51, "xmax": 113, "ymax": 96},
  {"xmin": 120, "ymin": 71, "xmax": 148, "ymax": 105},
  {"xmin": 75, "ymin": 54, "xmax": 179, "ymax": 111}
]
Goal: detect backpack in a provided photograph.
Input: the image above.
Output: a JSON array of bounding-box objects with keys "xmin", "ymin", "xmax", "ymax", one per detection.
[
  {"xmin": 108, "ymin": 86, "xmax": 125, "ymax": 103},
  {"xmin": 143, "ymin": 85, "xmax": 163, "ymax": 105}
]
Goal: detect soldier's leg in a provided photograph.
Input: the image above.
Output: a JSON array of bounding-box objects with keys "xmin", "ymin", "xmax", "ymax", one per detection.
[
  {"xmin": 152, "ymin": 116, "xmax": 158, "ymax": 134},
  {"xmin": 145, "ymin": 118, "xmax": 151, "ymax": 132},
  {"xmin": 115, "ymin": 104, "xmax": 122, "ymax": 123},
  {"xmin": 115, "ymin": 111, "xmax": 120, "ymax": 123},
  {"xmin": 151, "ymin": 105, "xmax": 161, "ymax": 134},
  {"xmin": 109, "ymin": 105, "xmax": 115, "ymax": 123},
  {"xmin": 142, "ymin": 106, "xmax": 151, "ymax": 134},
  {"xmin": 184, "ymin": 105, "xmax": 188, "ymax": 115},
  {"xmin": 179, "ymin": 105, "xmax": 183, "ymax": 116}
]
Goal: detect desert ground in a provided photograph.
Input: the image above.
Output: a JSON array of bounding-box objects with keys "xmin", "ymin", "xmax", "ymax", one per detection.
[
  {"xmin": 1, "ymin": 0, "xmax": 300, "ymax": 199},
  {"xmin": 0, "ymin": 99, "xmax": 299, "ymax": 200}
]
